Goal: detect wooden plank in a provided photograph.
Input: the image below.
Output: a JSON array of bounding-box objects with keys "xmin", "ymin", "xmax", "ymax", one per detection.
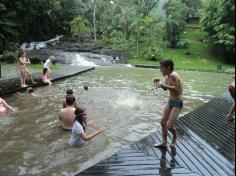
[
  {"xmin": 177, "ymin": 122, "xmax": 234, "ymax": 175},
  {"xmin": 78, "ymin": 93, "xmax": 235, "ymax": 176}
]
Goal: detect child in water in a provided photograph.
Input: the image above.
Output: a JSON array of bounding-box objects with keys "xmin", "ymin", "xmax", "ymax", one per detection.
[
  {"xmin": 83, "ymin": 85, "xmax": 88, "ymax": 91},
  {"xmin": 63, "ymin": 89, "xmax": 78, "ymax": 108},
  {"xmin": 68, "ymin": 108, "xmax": 105, "ymax": 147},
  {"xmin": 42, "ymin": 68, "xmax": 52, "ymax": 86},
  {"xmin": 0, "ymin": 97, "xmax": 15, "ymax": 116},
  {"xmin": 27, "ymin": 87, "xmax": 38, "ymax": 97}
]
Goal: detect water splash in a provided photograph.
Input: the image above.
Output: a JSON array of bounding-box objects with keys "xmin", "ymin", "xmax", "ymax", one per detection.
[
  {"xmin": 126, "ymin": 64, "xmax": 133, "ymax": 68},
  {"xmin": 113, "ymin": 92, "xmax": 143, "ymax": 110}
]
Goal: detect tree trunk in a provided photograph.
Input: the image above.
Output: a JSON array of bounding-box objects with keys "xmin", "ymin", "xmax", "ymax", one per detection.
[
  {"xmin": 136, "ymin": 39, "xmax": 139, "ymax": 56},
  {"xmin": 93, "ymin": 0, "xmax": 97, "ymax": 41}
]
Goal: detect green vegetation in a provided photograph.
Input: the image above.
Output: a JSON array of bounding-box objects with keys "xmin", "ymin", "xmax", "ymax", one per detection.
[
  {"xmin": 0, "ymin": 0, "xmax": 235, "ymax": 70},
  {"xmin": 2, "ymin": 63, "xmax": 58, "ymax": 70},
  {"xmin": 128, "ymin": 24, "xmax": 234, "ymax": 72},
  {"xmin": 201, "ymin": 0, "xmax": 235, "ymax": 64},
  {"xmin": 28, "ymin": 64, "xmax": 57, "ymax": 70}
]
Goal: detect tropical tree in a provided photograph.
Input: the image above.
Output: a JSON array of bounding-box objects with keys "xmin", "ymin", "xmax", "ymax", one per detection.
[
  {"xmin": 0, "ymin": 1, "xmax": 19, "ymax": 53},
  {"xmin": 70, "ymin": 16, "xmax": 90, "ymax": 41},
  {"xmin": 201, "ymin": 0, "xmax": 235, "ymax": 63},
  {"xmin": 115, "ymin": 3, "xmax": 137, "ymax": 39},
  {"xmin": 165, "ymin": 0, "xmax": 189, "ymax": 48}
]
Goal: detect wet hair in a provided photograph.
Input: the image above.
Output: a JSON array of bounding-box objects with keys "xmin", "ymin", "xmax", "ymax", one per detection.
[
  {"xmin": 18, "ymin": 50, "xmax": 26, "ymax": 59},
  {"xmin": 75, "ymin": 108, "xmax": 87, "ymax": 132},
  {"xmin": 84, "ymin": 85, "xmax": 88, "ymax": 91},
  {"xmin": 66, "ymin": 95, "xmax": 76, "ymax": 106},
  {"xmin": 160, "ymin": 59, "xmax": 174, "ymax": 71},
  {"xmin": 27, "ymin": 87, "xmax": 34, "ymax": 93},
  {"xmin": 49, "ymin": 56, "xmax": 55, "ymax": 61},
  {"xmin": 66, "ymin": 89, "xmax": 73, "ymax": 95},
  {"xmin": 43, "ymin": 68, "xmax": 48, "ymax": 76}
]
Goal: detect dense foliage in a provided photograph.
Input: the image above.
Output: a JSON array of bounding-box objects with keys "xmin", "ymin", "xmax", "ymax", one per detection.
[
  {"xmin": 0, "ymin": 0, "xmax": 234, "ymax": 64},
  {"xmin": 165, "ymin": 0, "xmax": 189, "ymax": 48},
  {"xmin": 201, "ymin": 0, "xmax": 235, "ymax": 63},
  {"xmin": 0, "ymin": 0, "xmax": 77, "ymax": 53}
]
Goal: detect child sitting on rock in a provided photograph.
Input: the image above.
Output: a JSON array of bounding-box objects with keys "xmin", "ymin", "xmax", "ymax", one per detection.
[{"xmin": 42, "ymin": 68, "xmax": 52, "ymax": 86}]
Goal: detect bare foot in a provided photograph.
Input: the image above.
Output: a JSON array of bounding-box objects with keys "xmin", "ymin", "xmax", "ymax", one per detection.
[
  {"xmin": 21, "ymin": 84, "xmax": 28, "ymax": 88},
  {"xmin": 169, "ymin": 143, "xmax": 176, "ymax": 148},
  {"xmin": 170, "ymin": 140, "xmax": 177, "ymax": 148},
  {"xmin": 227, "ymin": 115, "xmax": 235, "ymax": 122},
  {"xmin": 153, "ymin": 142, "xmax": 167, "ymax": 148}
]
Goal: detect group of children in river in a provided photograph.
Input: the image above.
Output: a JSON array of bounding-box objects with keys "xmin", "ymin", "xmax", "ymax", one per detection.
[
  {"xmin": 0, "ymin": 57, "xmax": 235, "ymax": 148},
  {"xmin": 59, "ymin": 89, "xmax": 106, "ymax": 147}
]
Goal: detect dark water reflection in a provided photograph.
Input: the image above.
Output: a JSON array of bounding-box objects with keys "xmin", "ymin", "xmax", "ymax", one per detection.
[{"xmin": 0, "ymin": 67, "xmax": 232, "ymax": 175}]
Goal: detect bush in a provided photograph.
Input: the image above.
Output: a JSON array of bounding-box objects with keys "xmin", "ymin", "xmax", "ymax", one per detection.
[
  {"xmin": 177, "ymin": 39, "xmax": 191, "ymax": 49},
  {"xmin": 144, "ymin": 47, "xmax": 162, "ymax": 61},
  {"xmin": 3, "ymin": 51, "xmax": 17, "ymax": 63},
  {"xmin": 30, "ymin": 56, "xmax": 42, "ymax": 64}
]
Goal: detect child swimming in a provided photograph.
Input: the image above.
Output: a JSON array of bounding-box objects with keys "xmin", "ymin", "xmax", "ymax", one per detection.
[
  {"xmin": 0, "ymin": 97, "xmax": 15, "ymax": 116},
  {"xmin": 27, "ymin": 87, "xmax": 38, "ymax": 97}
]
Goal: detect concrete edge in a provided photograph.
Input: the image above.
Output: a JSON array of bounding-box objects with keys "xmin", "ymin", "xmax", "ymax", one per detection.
[
  {"xmin": 134, "ymin": 64, "xmax": 160, "ymax": 69},
  {"xmin": 0, "ymin": 67, "xmax": 95, "ymax": 97}
]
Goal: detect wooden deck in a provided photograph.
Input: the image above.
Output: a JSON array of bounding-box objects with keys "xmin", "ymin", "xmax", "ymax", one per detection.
[{"xmin": 78, "ymin": 92, "xmax": 235, "ymax": 176}]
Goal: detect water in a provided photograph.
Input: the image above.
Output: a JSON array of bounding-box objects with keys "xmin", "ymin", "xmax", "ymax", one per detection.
[
  {"xmin": 0, "ymin": 67, "xmax": 232, "ymax": 175},
  {"xmin": 21, "ymin": 35, "xmax": 64, "ymax": 50},
  {"xmin": 71, "ymin": 54, "xmax": 98, "ymax": 67}
]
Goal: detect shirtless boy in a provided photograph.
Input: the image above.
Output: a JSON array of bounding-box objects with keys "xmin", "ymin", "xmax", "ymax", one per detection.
[
  {"xmin": 58, "ymin": 95, "xmax": 76, "ymax": 130},
  {"xmin": 153, "ymin": 59, "xmax": 183, "ymax": 148}
]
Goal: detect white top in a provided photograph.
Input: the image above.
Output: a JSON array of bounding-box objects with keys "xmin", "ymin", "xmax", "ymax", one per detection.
[
  {"xmin": 43, "ymin": 59, "xmax": 51, "ymax": 69},
  {"xmin": 68, "ymin": 121, "xmax": 86, "ymax": 147}
]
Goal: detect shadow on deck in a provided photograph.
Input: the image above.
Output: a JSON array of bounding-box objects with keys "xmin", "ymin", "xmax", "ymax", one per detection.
[{"xmin": 78, "ymin": 92, "xmax": 235, "ymax": 176}]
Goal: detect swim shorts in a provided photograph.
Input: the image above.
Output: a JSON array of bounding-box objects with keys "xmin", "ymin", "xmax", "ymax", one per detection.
[{"xmin": 168, "ymin": 99, "xmax": 183, "ymax": 109}]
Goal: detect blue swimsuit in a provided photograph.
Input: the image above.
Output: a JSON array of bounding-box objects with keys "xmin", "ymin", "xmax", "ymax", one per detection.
[{"xmin": 168, "ymin": 99, "xmax": 183, "ymax": 109}]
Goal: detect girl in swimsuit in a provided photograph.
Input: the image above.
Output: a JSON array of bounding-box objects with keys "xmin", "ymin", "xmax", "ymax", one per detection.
[
  {"xmin": 0, "ymin": 98, "xmax": 15, "ymax": 116},
  {"xmin": 17, "ymin": 51, "xmax": 36, "ymax": 88},
  {"xmin": 17, "ymin": 51, "xmax": 27, "ymax": 87},
  {"xmin": 42, "ymin": 68, "xmax": 52, "ymax": 86}
]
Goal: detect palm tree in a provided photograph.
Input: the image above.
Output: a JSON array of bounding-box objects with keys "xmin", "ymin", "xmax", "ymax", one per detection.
[
  {"xmin": 115, "ymin": 4, "xmax": 137, "ymax": 39},
  {"xmin": 70, "ymin": 16, "xmax": 90, "ymax": 41}
]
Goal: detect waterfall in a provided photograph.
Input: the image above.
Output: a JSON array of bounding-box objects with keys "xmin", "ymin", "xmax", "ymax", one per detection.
[
  {"xmin": 21, "ymin": 35, "xmax": 64, "ymax": 50},
  {"xmin": 71, "ymin": 54, "xmax": 97, "ymax": 67},
  {"xmin": 157, "ymin": 0, "xmax": 169, "ymax": 17}
]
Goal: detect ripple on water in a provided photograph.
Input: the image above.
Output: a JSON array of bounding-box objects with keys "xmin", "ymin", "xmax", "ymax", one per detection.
[{"xmin": 0, "ymin": 68, "xmax": 232, "ymax": 175}]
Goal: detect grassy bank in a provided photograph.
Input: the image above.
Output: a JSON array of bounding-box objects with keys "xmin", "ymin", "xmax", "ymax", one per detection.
[
  {"xmin": 0, "ymin": 63, "xmax": 57, "ymax": 70},
  {"xmin": 128, "ymin": 25, "xmax": 235, "ymax": 73}
]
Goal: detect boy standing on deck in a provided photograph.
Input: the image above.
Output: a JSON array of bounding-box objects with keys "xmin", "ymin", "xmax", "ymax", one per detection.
[{"xmin": 153, "ymin": 59, "xmax": 183, "ymax": 148}]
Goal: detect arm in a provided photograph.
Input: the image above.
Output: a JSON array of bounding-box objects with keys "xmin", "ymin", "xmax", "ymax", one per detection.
[
  {"xmin": 58, "ymin": 111, "xmax": 62, "ymax": 121},
  {"xmin": 3, "ymin": 101, "xmax": 15, "ymax": 111},
  {"xmin": 156, "ymin": 75, "xmax": 178, "ymax": 91},
  {"xmin": 26, "ymin": 57, "xmax": 31, "ymax": 64},
  {"xmin": 19, "ymin": 57, "xmax": 28, "ymax": 65},
  {"xmin": 80, "ymin": 128, "xmax": 105, "ymax": 141}
]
